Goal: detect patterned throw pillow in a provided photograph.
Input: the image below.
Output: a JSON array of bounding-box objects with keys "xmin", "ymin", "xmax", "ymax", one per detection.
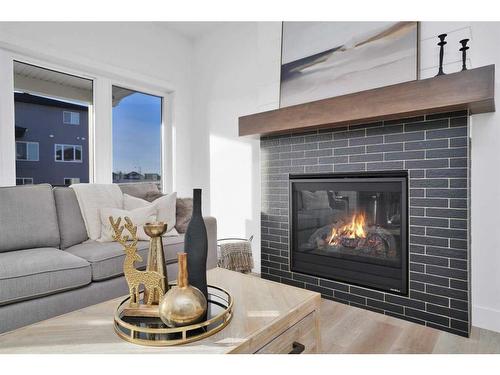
[{"xmin": 98, "ymin": 206, "xmax": 157, "ymax": 242}]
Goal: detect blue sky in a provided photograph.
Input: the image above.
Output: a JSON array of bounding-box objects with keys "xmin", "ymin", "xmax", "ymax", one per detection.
[{"xmin": 112, "ymin": 90, "xmax": 162, "ymax": 175}]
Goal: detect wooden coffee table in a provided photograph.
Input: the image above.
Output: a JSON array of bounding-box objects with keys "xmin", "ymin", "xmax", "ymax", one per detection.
[{"xmin": 0, "ymin": 268, "xmax": 321, "ymax": 354}]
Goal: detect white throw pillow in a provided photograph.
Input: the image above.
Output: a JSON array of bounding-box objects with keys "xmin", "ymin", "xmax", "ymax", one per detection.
[
  {"xmin": 123, "ymin": 193, "xmax": 178, "ymax": 236},
  {"xmin": 98, "ymin": 205, "xmax": 157, "ymax": 242},
  {"xmin": 71, "ymin": 183, "xmax": 124, "ymax": 240}
]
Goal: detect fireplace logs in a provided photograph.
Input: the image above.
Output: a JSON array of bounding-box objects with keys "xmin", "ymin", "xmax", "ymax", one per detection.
[{"xmin": 307, "ymin": 213, "xmax": 397, "ymax": 260}]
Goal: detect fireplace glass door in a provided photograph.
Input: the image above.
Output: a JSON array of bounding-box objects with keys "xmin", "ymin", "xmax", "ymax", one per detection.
[{"xmin": 290, "ymin": 172, "xmax": 408, "ymax": 294}]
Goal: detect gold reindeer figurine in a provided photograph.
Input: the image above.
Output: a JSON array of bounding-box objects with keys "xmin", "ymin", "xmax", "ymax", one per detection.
[{"xmin": 109, "ymin": 216, "xmax": 165, "ymax": 307}]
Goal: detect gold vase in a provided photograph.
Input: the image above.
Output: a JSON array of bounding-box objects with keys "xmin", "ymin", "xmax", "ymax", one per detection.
[
  {"xmin": 143, "ymin": 222, "xmax": 168, "ymax": 305},
  {"xmin": 158, "ymin": 252, "xmax": 207, "ymax": 327}
]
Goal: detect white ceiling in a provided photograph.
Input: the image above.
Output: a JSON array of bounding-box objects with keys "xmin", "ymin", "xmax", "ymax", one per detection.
[{"xmin": 156, "ymin": 22, "xmax": 225, "ymax": 40}]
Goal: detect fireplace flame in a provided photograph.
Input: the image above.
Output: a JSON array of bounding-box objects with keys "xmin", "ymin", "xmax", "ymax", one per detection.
[{"xmin": 328, "ymin": 213, "xmax": 367, "ymax": 246}]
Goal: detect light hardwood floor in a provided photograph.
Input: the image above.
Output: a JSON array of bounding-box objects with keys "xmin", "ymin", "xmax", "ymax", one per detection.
[{"xmin": 319, "ymin": 298, "xmax": 500, "ymax": 354}]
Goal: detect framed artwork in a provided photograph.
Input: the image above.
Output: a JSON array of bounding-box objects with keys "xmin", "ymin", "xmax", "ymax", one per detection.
[{"xmin": 280, "ymin": 22, "xmax": 419, "ymax": 107}]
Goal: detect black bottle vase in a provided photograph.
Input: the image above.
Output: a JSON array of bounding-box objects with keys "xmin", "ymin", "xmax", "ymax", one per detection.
[{"xmin": 184, "ymin": 188, "xmax": 208, "ymax": 302}]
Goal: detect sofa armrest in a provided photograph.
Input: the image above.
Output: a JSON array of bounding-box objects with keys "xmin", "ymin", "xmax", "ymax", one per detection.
[{"xmin": 203, "ymin": 216, "xmax": 218, "ymax": 269}]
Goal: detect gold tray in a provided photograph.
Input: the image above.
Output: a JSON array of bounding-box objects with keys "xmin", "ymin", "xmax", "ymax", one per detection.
[{"xmin": 114, "ymin": 284, "xmax": 233, "ymax": 346}]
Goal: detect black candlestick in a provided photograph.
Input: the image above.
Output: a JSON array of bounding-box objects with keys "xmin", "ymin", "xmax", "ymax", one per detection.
[
  {"xmin": 459, "ymin": 39, "xmax": 470, "ymax": 71},
  {"xmin": 436, "ymin": 33, "xmax": 447, "ymax": 76}
]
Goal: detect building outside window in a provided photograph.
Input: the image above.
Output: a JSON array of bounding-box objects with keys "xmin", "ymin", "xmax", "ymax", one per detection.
[
  {"xmin": 55, "ymin": 144, "xmax": 83, "ymax": 162},
  {"xmin": 14, "ymin": 61, "xmax": 92, "ymax": 187},
  {"xmin": 144, "ymin": 173, "xmax": 160, "ymax": 181},
  {"xmin": 16, "ymin": 141, "xmax": 39, "ymax": 161},
  {"xmin": 15, "ymin": 177, "xmax": 33, "ymax": 185},
  {"xmin": 63, "ymin": 111, "xmax": 80, "ymax": 125}
]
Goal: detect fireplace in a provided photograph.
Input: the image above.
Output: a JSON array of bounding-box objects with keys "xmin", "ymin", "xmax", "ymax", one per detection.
[
  {"xmin": 290, "ymin": 171, "xmax": 408, "ymax": 295},
  {"xmin": 260, "ymin": 111, "xmax": 471, "ymax": 336}
]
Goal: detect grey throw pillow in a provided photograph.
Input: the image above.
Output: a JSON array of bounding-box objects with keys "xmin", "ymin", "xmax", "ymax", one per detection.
[{"xmin": 176, "ymin": 198, "xmax": 193, "ymax": 233}]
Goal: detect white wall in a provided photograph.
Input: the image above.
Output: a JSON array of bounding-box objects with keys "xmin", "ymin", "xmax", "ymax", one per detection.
[
  {"xmin": 191, "ymin": 22, "xmax": 282, "ymax": 272},
  {"xmin": 0, "ymin": 22, "xmax": 194, "ymax": 195},
  {"xmin": 191, "ymin": 21, "xmax": 500, "ymax": 332},
  {"xmin": 468, "ymin": 22, "xmax": 500, "ymax": 333}
]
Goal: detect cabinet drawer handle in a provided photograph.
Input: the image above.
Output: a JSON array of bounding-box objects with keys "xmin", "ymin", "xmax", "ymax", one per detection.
[{"xmin": 289, "ymin": 341, "xmax": 305, "ymax": 354}]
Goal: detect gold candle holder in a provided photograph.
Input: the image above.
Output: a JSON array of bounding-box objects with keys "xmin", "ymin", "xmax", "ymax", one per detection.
[{"xmin": 143, "ymin": 222, "xmax": 168, "ymax": 304}]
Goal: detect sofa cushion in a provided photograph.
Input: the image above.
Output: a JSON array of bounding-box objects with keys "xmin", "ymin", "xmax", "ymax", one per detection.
[
  {"xmin": 163, "ymin": 234, "xmax": 185, "ymax": 263},
  {"xmin": 0, "ymin": 184, "xmax": 60, "ymax": 252},
  {"xmin": 66, "ymin": 241, "xmax": 149, "ymax": 281},
  {"xmin": 53, "ymin": 187, "xmax": 89, "ymax": 249},
  {"xmin": 66, "ymin": 235, "xmax": 185, "ymax": 281},
  {"xmin": 0, "ymin": 248, "xmax": 91, "ymax": 306}
]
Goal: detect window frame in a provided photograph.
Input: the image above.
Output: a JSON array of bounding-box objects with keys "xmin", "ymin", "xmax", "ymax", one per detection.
[
  {"xmin": 16, "ymin": 141, "xmax": 39, "ymax": 161},
  {"xmin": 111, "ymin": 84, "xmax": 167, "ymax": 191},
  {"xmin": 16, "ymin": 177, "xmax": 33, "ymax": 185},
  {"xmin": 54, "ymin": 143, "xmax": 83, "ymax": 163},
  {"xmin": 0, "ymin": 48, "xmax": 174, "ymax": 190},
  {"xmin": 63, "ymin": 110, "xmax": 80, "ymax": 125},
  {"xmin": 64, "ymin": 177, "xmax": 80, "ymax": 186}
]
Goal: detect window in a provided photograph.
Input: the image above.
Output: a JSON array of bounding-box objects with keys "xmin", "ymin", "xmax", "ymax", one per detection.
[
  {"xmin": 16, "ymin": 177, "xmax": 33, "ymax": 185},
  {"xmin": 63, "ymin": 111, "xmax": 80, "ymax": 125},
  {"xmin": 64, "ymin": 177, "xmax": 80, "ymax": 186},
  {"xmin": 14, "ymin": 61, "xmax": 92, "ymax": 186},
  {"xmin": 112, "ymin": 86, "xmax": 162, "ymax": 190},
  {"xmin": 55, "ymin": 144, "xmax": 83, "ymax": 162},
  {"xmin": 16, "ymin": 141, "xmax": 39, "ymax": 161}
]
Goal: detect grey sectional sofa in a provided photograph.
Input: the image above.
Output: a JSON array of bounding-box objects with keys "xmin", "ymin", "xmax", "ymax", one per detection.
[{"xmin": 0, "ymin": 183, "xmax": 217, "ymax": 334}]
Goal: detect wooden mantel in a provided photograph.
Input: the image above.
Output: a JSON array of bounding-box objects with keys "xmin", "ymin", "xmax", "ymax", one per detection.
[{"xmin": 239, "ymin": 65, "xmax": 495, "ymax": 137}]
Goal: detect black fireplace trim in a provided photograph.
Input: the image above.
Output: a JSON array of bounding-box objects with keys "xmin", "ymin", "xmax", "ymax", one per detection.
[
  {"xmin": 288, "ymin": 170, "xmax": 409, "ymax": 296},
  {"xmin": 289, "ymin": 170, "xmax": 410, "ymax": 181}
]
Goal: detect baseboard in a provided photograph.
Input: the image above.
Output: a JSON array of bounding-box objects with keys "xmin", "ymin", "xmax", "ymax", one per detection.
[{"xmin": 472, "ymin": 305, "xmax": 500, "ymax": 333}]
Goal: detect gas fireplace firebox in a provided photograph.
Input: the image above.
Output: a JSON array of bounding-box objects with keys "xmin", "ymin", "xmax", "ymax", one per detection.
[{"xmin": 290, "ymin": 171, "xmax": 408, "ymax": 295}]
